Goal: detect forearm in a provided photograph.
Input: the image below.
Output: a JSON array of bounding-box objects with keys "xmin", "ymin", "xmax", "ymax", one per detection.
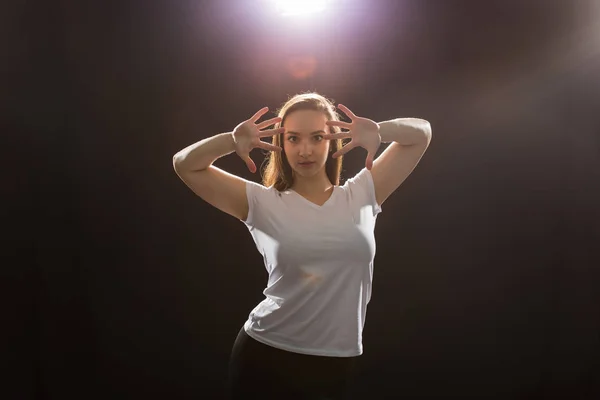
[
  {"xmin": 173, "ymin": 132, "xmax": 236, "ymax": 172},
  {"xmin": 377, "ymin": 118, "xmax": 431, "ymax": 146}
]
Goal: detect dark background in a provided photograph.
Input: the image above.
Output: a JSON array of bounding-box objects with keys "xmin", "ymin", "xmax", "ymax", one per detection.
[{"xmin": 5, "ymin": 0, "xmax": 600, "ymax": 398}]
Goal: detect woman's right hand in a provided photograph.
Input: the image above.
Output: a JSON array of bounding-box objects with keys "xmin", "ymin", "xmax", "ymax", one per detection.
[{"xmin": 232, "ymin": 107, "xmax": 284, "ymax": 173}]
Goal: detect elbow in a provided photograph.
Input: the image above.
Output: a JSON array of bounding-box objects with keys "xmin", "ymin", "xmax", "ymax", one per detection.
[
  {"xmin": 421, "ymin": 120, "xmax": 432, "ymax": 144},
  {"xmin": 172, "ymin": 152, "xmax": 185, "ymax": 172},
  {"xmin": 173, "ymin": 152, "xmax": 207, "ymax": 174}
]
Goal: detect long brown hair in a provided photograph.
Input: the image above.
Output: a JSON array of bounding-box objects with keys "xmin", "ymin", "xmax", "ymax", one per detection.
[{"xmin": 261, "ymin": 92, "xmax": 345, "ymax": 191}]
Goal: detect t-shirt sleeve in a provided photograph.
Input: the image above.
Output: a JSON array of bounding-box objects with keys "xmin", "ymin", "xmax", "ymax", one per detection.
[
  {"xmin": 344, "ymin": 167, "xmax": 383, "ymax": 217},
  {"xmin": 242, "ymin": 180, "xmax": 272, "ymax": 227}
]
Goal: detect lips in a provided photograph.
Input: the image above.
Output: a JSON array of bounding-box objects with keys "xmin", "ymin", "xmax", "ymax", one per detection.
[{"xmin": 299, "ymin": 162, "xmax": 314, "ymax": 166}]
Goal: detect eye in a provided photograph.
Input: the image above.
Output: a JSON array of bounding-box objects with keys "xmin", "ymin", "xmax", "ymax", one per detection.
[
  {"xmin": 287, "ymin": 136, "xmax": 297, "ymax": 143},
  {"xmin": 314, "ymin": 135, "xmax": 323, "ymax": 142}
]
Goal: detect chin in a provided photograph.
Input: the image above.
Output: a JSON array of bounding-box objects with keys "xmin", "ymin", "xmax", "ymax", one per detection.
[
  {"xmin": 294, "ymin": 164, "xmax": 325, "ymax": 177},
  {"xmin": 293, "ymin": 169, "xmax": 316, "ymax": 178}
]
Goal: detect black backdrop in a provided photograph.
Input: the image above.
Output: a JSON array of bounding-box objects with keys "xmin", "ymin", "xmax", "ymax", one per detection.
[{"xmin": 5, "ymin": 0, "xmax": 600, "ymax": 399}]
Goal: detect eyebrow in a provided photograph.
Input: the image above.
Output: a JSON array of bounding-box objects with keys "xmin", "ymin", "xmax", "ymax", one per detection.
[{"xmin": 285, "ymin": 130, "xmax": 326, "ymax": 135}]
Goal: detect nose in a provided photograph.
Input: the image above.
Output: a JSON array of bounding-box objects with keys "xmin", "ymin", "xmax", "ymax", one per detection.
[{"xmin": 298, "ymin": 141, "xmax": 313, "ymax": 157}]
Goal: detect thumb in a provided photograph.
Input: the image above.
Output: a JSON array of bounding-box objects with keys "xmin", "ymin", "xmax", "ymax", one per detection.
[
  {"xmin": 366, "ymin": 153, "xmax": 374, "ymax": 170},
  {"xmin": 244, "ymin": 155, "xmax": 257, "ymax": 173}
]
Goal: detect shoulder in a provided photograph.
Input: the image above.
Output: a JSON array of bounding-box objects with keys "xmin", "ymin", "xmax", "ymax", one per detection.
[
  {"xmin": 339, "ymin": 167, "xmax": 382, "ymax": 215},
  {"xmin": 243, "ymin": 180, "xmax": 283, "ymax": 225},
  {"xmin": 246, "ymin": 180, "xmax": 280, "ymax": 201},
  {"xmin": 343, "ymin": 167, "xmax": 373, "ymax": 187},
  {"xmin": 340, "ymin": 167, "xmax": 376, "ymax": 197}
]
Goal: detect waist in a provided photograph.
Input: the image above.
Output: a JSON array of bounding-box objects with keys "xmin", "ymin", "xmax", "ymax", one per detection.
[{"xmin": 244, "ymin": 316, "xmax": 363, "ymax": 357}]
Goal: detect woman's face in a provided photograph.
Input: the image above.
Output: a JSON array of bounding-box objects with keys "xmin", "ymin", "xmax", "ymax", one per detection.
[{"xmin": 282, "ymin": 109, "xmax": 331, "ymax": 179}]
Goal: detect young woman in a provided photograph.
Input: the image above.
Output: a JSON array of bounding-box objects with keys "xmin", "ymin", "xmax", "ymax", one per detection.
[{"xmin": 173, "ymin": 93, "xmax": 431, "ymax": 399}]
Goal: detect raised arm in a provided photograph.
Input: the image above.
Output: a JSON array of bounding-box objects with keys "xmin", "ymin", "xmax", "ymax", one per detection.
[
  {"xmin": 370, "ymin": 118, "xmax": 431, "ymax": 205},
  {"xmin": 172, "ymin": 107, "xmax": 283, "ymax": 220},
  {"xmin": 323, "ymin": 104, "xmax": 432, "ymax": 206}
]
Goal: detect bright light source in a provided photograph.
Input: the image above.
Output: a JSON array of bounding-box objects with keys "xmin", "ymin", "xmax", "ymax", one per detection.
[{"xmin": 274, "ymin": 0, "xmax": 330, "ymax": 17}]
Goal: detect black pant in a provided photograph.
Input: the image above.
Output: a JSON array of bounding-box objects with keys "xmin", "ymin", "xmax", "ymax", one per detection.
[{"xmin": 227, "ymin": 327, "xmax": 359, "ymax": 399}]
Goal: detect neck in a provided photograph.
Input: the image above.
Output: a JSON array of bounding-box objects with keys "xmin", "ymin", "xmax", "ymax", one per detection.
[{"xmin": 291, "ymin": 171, "xmax": 333, "ymax": 196}]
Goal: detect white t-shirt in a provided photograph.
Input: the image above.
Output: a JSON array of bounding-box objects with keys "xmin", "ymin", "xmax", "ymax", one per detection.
[{"xmin": 240, "ymin": 167, "xmax": 382, "ymax": 357}]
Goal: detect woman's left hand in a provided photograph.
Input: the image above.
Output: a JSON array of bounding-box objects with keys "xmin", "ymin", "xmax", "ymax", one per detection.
[{"xmin": 323, "ymin": 104, "xmax": 381, "ymax": 170}]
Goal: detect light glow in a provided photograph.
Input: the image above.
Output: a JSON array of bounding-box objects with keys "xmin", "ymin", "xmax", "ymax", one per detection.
[{"xmin": 273, "ymin": 0, "xmax": 330, "ymax": 17}]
